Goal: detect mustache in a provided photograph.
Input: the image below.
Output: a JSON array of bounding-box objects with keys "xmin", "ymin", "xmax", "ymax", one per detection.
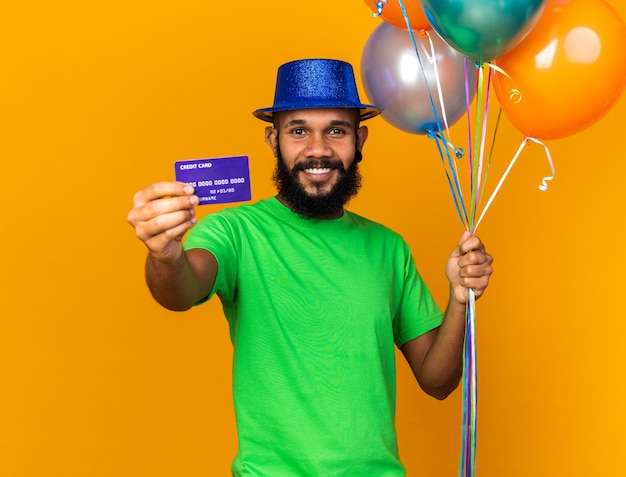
[{"xmin": 291, "ymin": 158, "xmax": 346, "ymax": 173}]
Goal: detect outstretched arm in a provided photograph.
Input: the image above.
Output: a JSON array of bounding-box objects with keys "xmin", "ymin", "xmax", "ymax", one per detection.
[
  {"xmin": 128, "ymin": 181, "xmax": 217, "ymax": 311},
  {"xmin": 401, "ymin": 232, "xmax": 493, "ymax": 400}
]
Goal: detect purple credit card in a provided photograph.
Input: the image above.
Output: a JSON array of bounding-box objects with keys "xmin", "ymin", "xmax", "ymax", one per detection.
[{"xmin": 174, "ymin": 155, "xmax": 251, "ymax": 205}]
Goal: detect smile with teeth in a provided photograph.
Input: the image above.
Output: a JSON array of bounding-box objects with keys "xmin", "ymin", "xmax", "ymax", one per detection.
[{"xmin": 304, "ymin": 167, "xmax": 332, "ymax": 175}]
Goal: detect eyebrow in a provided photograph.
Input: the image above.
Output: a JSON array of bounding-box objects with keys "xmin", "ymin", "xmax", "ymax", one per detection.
[{"xmin": 284, "ymin": 119, "xmax": 355, "ymax": 128}]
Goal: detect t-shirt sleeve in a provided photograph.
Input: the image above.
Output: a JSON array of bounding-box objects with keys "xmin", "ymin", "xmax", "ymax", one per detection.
[
  {"xmin": 392, "ymin": 243, "xmax": 444, "ymax": 347},
  {"xmin": 182, "ymin": 213, "xmax": 239, "ymax": 306}
]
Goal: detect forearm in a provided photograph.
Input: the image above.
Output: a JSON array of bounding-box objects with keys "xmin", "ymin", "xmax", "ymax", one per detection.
[
  {"xmin": 413, "ymin": 231, "xmax": 492, "ymax": 399},
  {"xmin": 419, "ymin": 296, "xmax": 467, "ymax": 399},
  {"xmin": 145, "ymin": 252, "xmax": 204, "ymax": 311}
]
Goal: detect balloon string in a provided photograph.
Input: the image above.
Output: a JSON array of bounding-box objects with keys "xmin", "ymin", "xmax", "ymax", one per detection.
[
  {"xmin": 373, "ymin": 0, "xmax": 388, "ymax": 17},
  {"xmin": 422, "ymin": 30, "xmax": 453, "ymax": 139},
  {"xmin": 474, "ymin": 138, "xmax": 525, "ymax": 231},
  {"xmin": 527, "ymin": 137, "xmax": 556, "ymax": 191},
  {"xmin": 482, "ymin": 62, "xmax": 521, "ymax": 103},
  {"xmin": 397, "ymin": 0, "xmax": 469, "ymax": 229},
  {"xmin": 469, "ymin": 63, "xmax": 487, "ymax": 230},
  {"xmin": 467, "ymin": 66, "xmax": 477, "ymax": 227},
  {"xmin": 463, "ymin": 56, "xmax": 474, "ymax": 204},
  {"xmin": 428, "ymin": 131, "xmax": 465, "ymax": 158},
  {"xmin": 397, "ymin": 0, "xmax": 414, "ymax": 30},
  {"xmin": 458, "ymin": 288, "xmax": 477, "ymax": 477},
  {"xmin": 427, "ymin": 129, "xmax": 469, "ymax": 226},
  {"xmin": 474, "ymin": 136, "xmax": 556, "ymax": 231},
  {"xmin": 474, "ymin": 65, "xmax": 493, "ymax": 230},
  {"xmin": 460, "ymin": 61, "xmax": 487, "ymax": 477},
  {"xmin": 428, "ymin": 129, "xmax": 469, "ymax": 228},
  {"xmin": 477, "ymin": 107, "xmax": 503, "ymax": 212}
]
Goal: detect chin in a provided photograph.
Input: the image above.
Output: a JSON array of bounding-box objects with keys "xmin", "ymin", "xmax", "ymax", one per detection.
[{"xmin": 300, "ymin": 181, "xmax": 336, "ymax": 197}]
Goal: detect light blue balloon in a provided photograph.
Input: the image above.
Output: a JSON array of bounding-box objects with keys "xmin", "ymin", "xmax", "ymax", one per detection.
[
  {"xmin": 361, "ymin": 22, "xmax": 476, "ymax": 135},
  {"xmin": 420, "ymin": 0, "xmax": 547, "ymax": 62}
]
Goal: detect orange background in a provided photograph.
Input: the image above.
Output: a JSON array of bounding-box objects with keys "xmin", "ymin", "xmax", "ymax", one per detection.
[{"xmin": 1, "ymin": 1, "xmax": 625, "ymax": 475}]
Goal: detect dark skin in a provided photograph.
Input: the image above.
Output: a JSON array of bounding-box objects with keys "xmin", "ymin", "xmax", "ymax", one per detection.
[{"xmin": 128, "ymin": 107, "xmax": 493, "ymax": 400}]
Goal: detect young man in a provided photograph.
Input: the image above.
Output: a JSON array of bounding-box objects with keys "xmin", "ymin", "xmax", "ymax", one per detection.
[{"xmin": 128, "ymin": 58, "xmax": 493, "ymax": 476}]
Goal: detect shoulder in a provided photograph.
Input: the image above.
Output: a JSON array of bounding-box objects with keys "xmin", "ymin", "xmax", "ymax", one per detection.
[
  {"xmin": 343, "ymin": 210, "xmax": 414, "ymax": 261},
  {"xmin": 196, "ymin": 198, "xmax": 274, "ymax": 225},
  {"xmin": 185, "ymin": 199, "xmax": 273, "ymax": 247},
  {"xmin": 344, "ymin": 209, "xmax": 405, "ymax": 241}
]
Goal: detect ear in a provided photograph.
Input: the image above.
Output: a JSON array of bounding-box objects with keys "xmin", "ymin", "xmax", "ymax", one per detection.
[
  {"xmin": 265, "ymin": 126, "xmax": 278, "ymax": 156},
  {"xmin": 356, "ymin": 125, "xmax": 369, "ymax": 152}
]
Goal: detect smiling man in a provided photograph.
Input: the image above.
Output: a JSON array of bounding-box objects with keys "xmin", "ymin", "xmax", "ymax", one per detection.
[
  {"xmin": 127, "ymin": 58, "xmax": 493, "ymax": 476},
  {"xmin": 268, "ymin": 108, "xmax": 366, "ymax": 219}
]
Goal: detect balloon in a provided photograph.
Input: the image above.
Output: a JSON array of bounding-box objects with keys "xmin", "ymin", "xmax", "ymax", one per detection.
[
  {"xmin": 494, "ymin": 0, "xmax": 626, "ymax": 140},
  {"xmin": 363, "ymin": 0, "xmax": 430, "ymax": 31},
  {"xmin": 361, "ymin": 22, "xmax": 476, "ymax": 135},
  {"xmin": 419, "ymin": 0, "xmax": 547, "ymax": 62}
]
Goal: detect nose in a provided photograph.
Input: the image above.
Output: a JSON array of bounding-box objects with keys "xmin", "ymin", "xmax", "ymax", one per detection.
[{"xmin": 305, "ymin": 132, "xmax": 332, "ymax": 157}]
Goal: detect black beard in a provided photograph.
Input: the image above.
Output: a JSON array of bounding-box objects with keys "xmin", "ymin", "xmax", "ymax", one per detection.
[{"xmin": 272, "ymin": 148, "xmax": 362, "ymax": 219}]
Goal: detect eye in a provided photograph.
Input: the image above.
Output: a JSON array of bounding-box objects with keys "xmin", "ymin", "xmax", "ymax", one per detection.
[
  {"xmin": 328, "ymin": 128, "xmax": 345, "ymax": 136},
  {"xmin": 290, "ymin": 127, "xmax": 306, "ymax": 136}
]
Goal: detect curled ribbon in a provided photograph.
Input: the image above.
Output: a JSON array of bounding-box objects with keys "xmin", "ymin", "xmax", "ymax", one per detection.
[
  {"xmin": 483, "ymin": 62, "xmax": 521, "ymax": 104},
  {"xmin": 374, "ymin": 0, "xmax": 388, "ymax": 17},
  {"xmin": 526, "ymin": 137, "xmax": 556, "ymax": 192},
  {"xmin": 474, "ymin": 136, "xmax": 557, "ymax": 231}
]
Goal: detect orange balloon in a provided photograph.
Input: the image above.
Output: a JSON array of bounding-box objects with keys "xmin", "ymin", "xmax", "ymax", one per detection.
[
  {"xmin": 493, "ymin": 0, "xmax": 626, "ymax": 140},
  {"xmin": 363, "ymin": 0, "xmax": 430, "ymax": 31}
]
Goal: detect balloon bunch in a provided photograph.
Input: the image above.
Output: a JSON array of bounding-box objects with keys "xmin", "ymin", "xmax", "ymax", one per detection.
[
  {"xmin": 360, "ymin": 1, "xmax": 626, "ymax": 476},
  {"xmin": 362, "ymin": 0, "xmax": 626, "ymax": 226}
]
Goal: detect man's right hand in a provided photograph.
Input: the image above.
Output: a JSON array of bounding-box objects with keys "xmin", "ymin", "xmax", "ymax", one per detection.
[{"xmin": 127, "ymin": 181, "xmax": 199, "ymax": 263}]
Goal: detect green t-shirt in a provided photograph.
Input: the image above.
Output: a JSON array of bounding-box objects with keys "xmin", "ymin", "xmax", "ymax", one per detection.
[{"xmin": 184, "ymin": 197, "xmax": 443, "ymax": 476}]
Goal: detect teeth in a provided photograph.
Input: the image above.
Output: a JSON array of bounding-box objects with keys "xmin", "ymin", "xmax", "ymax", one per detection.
[{"xmin": 304, "ymin": 168, "xmax": 331, "ymax": 175}]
